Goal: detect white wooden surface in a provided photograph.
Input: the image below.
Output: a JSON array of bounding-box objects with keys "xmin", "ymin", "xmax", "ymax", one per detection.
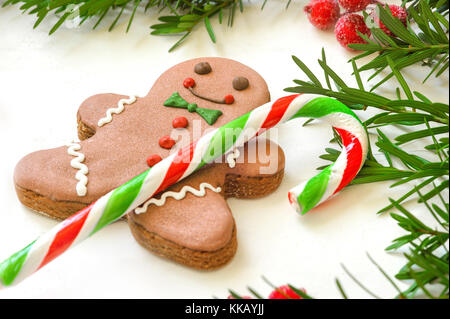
[{"xmin": 0, "ymin": 0, "xmax": 448, "ymax": 298}]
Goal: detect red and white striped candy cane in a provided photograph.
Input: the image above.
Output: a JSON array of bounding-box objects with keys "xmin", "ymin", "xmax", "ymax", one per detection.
[{"xmin": 0, "ymin": 94, "xmax": 368, "ymax": 287}]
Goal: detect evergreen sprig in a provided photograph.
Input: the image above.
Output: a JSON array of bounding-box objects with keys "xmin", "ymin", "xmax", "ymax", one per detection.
[
  {"xmin": 1, "ymin": 0, "xmax": 250, "ymax": 51},
  {"xmin": 229, "ymin": 58, "xmax": 449, "ymax": 297},
  {"xmin": 149, "ymin": 0, "xmax": 240, "ymax": 52},
  {"xmin": 282, "ymin": 1, "xmax": 448, "ymax": 297},
  {"xmin": 286, "ymin": 48, "xmax": 449, "ymax": 213},
  {"xmin": 351, "ymin": 2, "xmax": 449, "ymax": 88},
  {"xmin": 228, "ymin": 0, "xmax": 449, "ymax": 299}
]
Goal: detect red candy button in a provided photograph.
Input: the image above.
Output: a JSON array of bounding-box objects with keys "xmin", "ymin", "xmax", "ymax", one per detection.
[
  {"xmin": 159, "ymin": 136, "xmax": 176, "ymax": 149},
  {"xmin": 172, "ymin": 116, "xmax": 188, "ymax": 129},
  {"xmin": 183, "ymin": 78, "xmax": 196, "ymax": 88},
  {"xmin": 146, "ymin": 154, "xmax": 162, "ymax": 167},
  {"xmin": 224, "ymin": 94, "xmax": 235, "ymax": 104}
]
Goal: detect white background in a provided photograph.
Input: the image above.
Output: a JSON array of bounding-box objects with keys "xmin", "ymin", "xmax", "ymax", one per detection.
[{"xmin": 0, "ymin": 0, "xmax": 448, "ymax": 298}]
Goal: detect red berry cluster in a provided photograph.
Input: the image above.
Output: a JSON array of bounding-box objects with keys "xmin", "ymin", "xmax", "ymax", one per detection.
[
  {"xmin": 228, "ymin": 285, "xmax": 306, "ymax": 299},
  {"xmin": 304, "ymin": 0, "xmax": 408, "ymax": 50}
]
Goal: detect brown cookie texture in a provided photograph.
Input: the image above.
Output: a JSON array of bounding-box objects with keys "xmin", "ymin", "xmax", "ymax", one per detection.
[{"xmin": 128, "ymin": 138, "xmax": 285, "ymax": 269}]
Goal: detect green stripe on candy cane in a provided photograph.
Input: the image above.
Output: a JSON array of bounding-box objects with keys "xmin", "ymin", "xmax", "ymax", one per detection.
[
  {"xmin": 90, "ymin": 170, "xmax": 150, "ymax": 235},
  {"xmin": 296, "ymin": 166, "xmax": 333, "ymax": 213},
  {"xmin": 0, "ymin": 241, "xmax": 35, "ymax": 286},
  {"xmin": 289, "ymin": 97, "xmax": 362, "ymax": 123},
  {"xmin": 197, "ymin": 112, "xmax": 251, "ymax": 169}
]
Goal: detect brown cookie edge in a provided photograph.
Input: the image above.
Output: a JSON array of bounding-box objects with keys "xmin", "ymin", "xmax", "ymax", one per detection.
[
  {"xmin": 129, "ymin": 218, "xmax": 238, "ymax": 270},
  {"xmin": 224, "ymin": 169, "xmax": 284, "ymax": 200},
  {"xmin": 15, "ymin": 184, "xmax": 89, "ymax": 220},
  {"xmin": 77, "ymin": 114, "xmax": 96, "ymax": 141}
]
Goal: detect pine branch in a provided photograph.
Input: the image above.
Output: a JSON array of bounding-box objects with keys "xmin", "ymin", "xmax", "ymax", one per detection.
[
  {"xmin": 350, "ymin": 3, "xmax": 449, "ymax": 86},
  {"xmin": 150, "ymin": 0, "xmax": 236, "ymax": 52},
  {"xmin": 2, "ymin": 0, "xmax": 250, "ymax": 51},
  {"xmin": 287, "ymin": 51, "xmax": 449, "ymax": 208},
  {"xmin": 283, "ymin": 0, "xmax": 448, "ymax": 298}
]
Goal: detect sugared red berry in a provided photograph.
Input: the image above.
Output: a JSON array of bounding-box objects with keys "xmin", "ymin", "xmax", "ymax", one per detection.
[
  {"xmin": 159, "ymin": 136, "xmax": 176, "ymax": 149},
  {"xmin": 224, "ymin": 94, "xmax": 235, "ymax": 104},
  {"xmin": 372, "ymin": 4, "xmax": 407, "ymax": 36},
  {"xmin": 146, "ymin": 154, "xmax": 162, "ymax": 167},
  {"xmin": 304, "ymin": 0, "xmax": 341, "ymax": 30},
  {"xmin": 268, "ymin": 285, "xmax": 305, "ymax": 299},
  {"xmin": 335, "ymin": 13, "xmax": 371, "ymax": 50},
  {"xmin": 183, "ymin": 78, "xmax": 196, "ymax": 88},
  {"xmin": 338, "ymin": 0, "xmax": 372, "ymax": 12},
  {"xmin": 172, "ymin": 116, "xmax": 188, "ymax": 128}
]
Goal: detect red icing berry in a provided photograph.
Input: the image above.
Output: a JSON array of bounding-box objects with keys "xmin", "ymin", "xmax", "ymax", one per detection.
[
  {"xmin": 183, "ymin": 77, "xmax": 196, "ymax": 88},
  {"xmin": 172, "ymin": 116, "xmax": 188, "ymax": 129},
  {"xmin": 372, "ymin": 4, "xmax": 407, "ymax": 36},
  {"xmin": 146, "ymin": 154, "xmax": 162, "ymax": 167},
  {"xmin": 338, "ymin": 0, "xmax": 371, "ymax": 12},
  {"xmin": 304, "ymin": 0, "xmax": 341, "ymax": 30},
  {"xmin": 335, "ymin": 14, "xmax": 371, "ymax": 50},
  {"xmin": 159, "ymin": 136, "xmax": 176, "ymax": 149},
  {"xmin": 268, "ymin": 285, "xmax": 305, "ymax": 299},
  {"xmin": 224, "ymin": 94, "xmax": 235, "ymax": 104}
]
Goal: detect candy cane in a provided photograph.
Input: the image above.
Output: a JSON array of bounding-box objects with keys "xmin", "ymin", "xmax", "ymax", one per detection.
[{"xmin": 0, "ymin": 94, "xmax": 368, "ymax": 288}]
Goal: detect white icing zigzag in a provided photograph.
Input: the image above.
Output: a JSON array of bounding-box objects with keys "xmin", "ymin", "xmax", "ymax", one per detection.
[
  {"xmin": 97, "ymin": 95, "xmax": 137, "ymax": 127},
  {"xmin": 66, "ymin": 141, "xmax": 89, "ymax": 197},
  {"xmin": 134, "ymin": 182, "xmax": 221, "ymax": 214},
  {"xmin": 226, "ymin": 148, "xmax": 241, "ymax": 168}
]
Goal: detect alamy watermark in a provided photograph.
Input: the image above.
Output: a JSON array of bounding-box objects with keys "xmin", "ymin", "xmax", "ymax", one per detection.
[{"xmin": 168, "ymin": 119, "xmax": 281, "ymax": 175}]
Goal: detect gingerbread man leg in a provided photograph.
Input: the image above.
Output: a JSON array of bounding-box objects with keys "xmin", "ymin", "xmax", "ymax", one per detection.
[{"xmin": 128, "ymin": 138, "xmax": 284, "ymax": 269}]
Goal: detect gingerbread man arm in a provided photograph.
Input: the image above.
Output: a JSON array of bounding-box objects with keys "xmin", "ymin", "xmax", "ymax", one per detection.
[{"xmin": 77, "ymin": 93, "xmax": 133, "ymax": 140}]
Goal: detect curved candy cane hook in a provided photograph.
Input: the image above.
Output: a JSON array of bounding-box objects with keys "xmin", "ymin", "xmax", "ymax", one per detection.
[
  {"xmin": 0, "ymin": 94, "xmax": 368, "ymax": 288},
  {"xmin": 195, "ymin": 94, "xmax": 368, "ymax": 214},
  {"xmin": 272, "ymin": 94, "xmax": 369, "ymax": 214}
]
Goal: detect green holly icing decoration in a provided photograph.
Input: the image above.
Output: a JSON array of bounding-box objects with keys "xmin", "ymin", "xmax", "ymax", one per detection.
[
  {"xmin": 164, "ymin": 92, "xmax": 188, "ymax": 108},
  {"xmin": 195, "ymin": 108, "xmax": 223, "ymax": 125},
  {"xmin": 163, "ymin": 92, "xmax": 223, "ymax": 125},
  {"xmin": 187, "ymin": 103, "xmax": 197, "ymax": 112}
]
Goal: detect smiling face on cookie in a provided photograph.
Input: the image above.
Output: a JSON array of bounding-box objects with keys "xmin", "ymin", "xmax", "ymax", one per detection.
[
  {"xmin": 182, "ymin": 61, "xmax": 250, "ymax": 106},
  {"xmin": 146, "ymin": 57, "xmax": 270, "ymax": 129}
]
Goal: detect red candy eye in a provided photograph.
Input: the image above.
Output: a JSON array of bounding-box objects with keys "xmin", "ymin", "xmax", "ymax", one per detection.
[
  {"xmin": 224, "ymin": 94, "xmax": 234, "ymax": 104},
  {"xmin": 183, "ymin": 78, "xmax": 196, "ymax": 88}
]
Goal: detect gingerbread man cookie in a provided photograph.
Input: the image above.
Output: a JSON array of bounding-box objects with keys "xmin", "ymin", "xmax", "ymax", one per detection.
[{"xmin": 13, "ymin": 57, "xmax": 285, "ymax": 269}]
